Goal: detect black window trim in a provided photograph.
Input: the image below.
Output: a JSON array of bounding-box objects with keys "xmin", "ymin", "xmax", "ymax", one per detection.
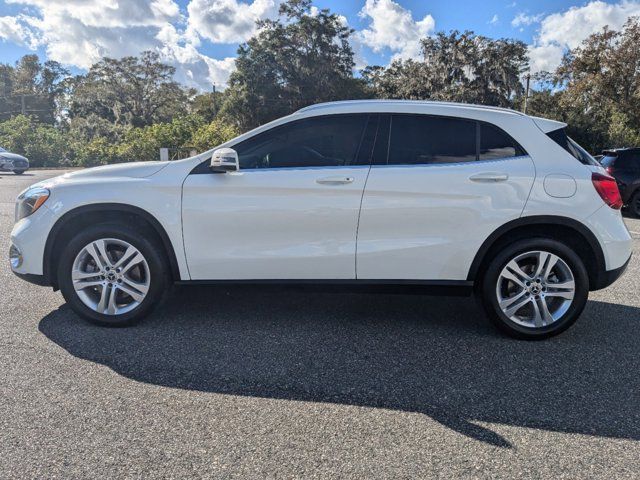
[
  {"xmin": 190, "ymin": 112, "xmax": 528, "ymax": 174},
  {"xmin": 190, "ymin": 113, "xmax": 374, "ymax": 174}
]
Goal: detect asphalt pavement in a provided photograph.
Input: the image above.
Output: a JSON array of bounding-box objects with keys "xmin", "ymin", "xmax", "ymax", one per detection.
[{"xmin": 1, "ymin": 169, "xmax": 640, "ymax": 478}]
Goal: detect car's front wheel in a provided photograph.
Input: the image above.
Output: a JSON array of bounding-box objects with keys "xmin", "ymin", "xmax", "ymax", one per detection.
[
  {"xmin": 480, "ymin": 238, "xmax": 589, "ymax": 339},
  {"xmin": 58, "ymin": 223, "xmax": 169, "ymax": 326},
  {"xmin": 13, "ymin": 170, "xmax": 25, "ymax": 175}
]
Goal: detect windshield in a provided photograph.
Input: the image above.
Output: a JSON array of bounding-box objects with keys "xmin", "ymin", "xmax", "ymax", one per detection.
[{"xmin": 600, "ymin": 155, "xmax": 617, "ymax": 168}]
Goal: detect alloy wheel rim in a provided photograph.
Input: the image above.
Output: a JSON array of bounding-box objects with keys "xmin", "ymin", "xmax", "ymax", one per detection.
[
  {"xmin": 496, "ymin": 250, "xmax": 575, "ymax": 328},
  {"xmin": 72, "ymin": 238, "xmax": 150, "ymax": 316}
]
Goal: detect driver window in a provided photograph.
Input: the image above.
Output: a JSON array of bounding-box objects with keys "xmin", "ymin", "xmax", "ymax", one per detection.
[{"xmin": 234, "ymin": 114, "xmax": 368, "ymax": 169}]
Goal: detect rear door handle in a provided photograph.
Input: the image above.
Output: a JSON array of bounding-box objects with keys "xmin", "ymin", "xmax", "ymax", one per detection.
[
  {"xmin": 469, "ymin": 172, "xmax": 509, "ymax": 183},
  {"xmin": 316, "ymin": 176, "xmax": 355, "ymax": 185}
]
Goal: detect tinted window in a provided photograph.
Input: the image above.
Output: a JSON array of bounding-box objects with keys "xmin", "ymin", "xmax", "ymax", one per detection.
[
  {"xmin": 388, "ymin": 115, "xmax": 477, "ymax": 165},
  {"xmin": 614, "ymin": 153, "xmax": 640, "ymax": 171},
  {"xmin": 234, "ymin": 115, "xmax": 368, "ymax": 169},
  {"xmin": 600, "ymin": 155, "xmax": 617, "ymax": 168},
  {"xmin": 547, "ymin": 128, "xmax": 599, "ymax": 166},
  {"xmin": 480, "ymin": 123, "xmax": 525, "ymax": 160}
]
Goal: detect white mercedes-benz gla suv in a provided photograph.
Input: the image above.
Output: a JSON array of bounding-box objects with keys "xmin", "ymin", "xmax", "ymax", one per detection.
[{"xmin": 10, "ymin": 100, "xmax": 632, "ymax": 339}]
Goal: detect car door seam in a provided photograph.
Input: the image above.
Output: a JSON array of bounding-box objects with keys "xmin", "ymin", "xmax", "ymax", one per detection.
[
  {"xmin": 180, "ymin": 172, "xmax": 193, "ymax": 280},
  {"xmin": 519, "ymin": 155, "xmax": 537, "ymax": 218},
  {"xmin": 355, "ymin": 165, "xmax": 373, "ymax": 279}
]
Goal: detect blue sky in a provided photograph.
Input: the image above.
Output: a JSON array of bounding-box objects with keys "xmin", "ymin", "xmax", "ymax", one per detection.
[{"xmin": 1, "ymin": 0, "xmax": 639, "ymax": 89}]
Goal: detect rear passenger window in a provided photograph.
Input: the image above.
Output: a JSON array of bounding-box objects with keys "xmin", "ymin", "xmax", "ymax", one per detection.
[
  {"xmin": 388, "ymin": 115, "xmax": 477, "ymax": 165},
  {"xmin": 480, "ymin": 123, "xmax": 525, "ymax": 160}
]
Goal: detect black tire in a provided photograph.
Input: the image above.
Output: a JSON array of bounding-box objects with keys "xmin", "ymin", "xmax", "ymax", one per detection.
[
  {"xmin": 13, "ymin": 170, "xmax": 25, "ymax": 175},
  {"xmin": 480, "ymin": 237, "xmax": 589, "ymax": 340},
  {"xmin": 630, "ymin": 190, "xmax": 640, "ymax": 218},
  {"xmin": 58, "ymin": 223, "xmax": 169, "ymax": 327}
]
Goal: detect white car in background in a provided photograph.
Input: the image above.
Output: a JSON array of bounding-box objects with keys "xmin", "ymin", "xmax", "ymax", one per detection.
[
  {"xmin": 10, "ymin": 100, "xmax": 633, "ymax": 339},
  {"xmin": 0, "ymin": 147, "xmax": 29, "ymax": 174}
]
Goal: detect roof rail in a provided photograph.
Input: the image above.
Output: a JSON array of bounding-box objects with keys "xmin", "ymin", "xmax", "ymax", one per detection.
[{"xmin": 295, "ymin": 99, "xmax": 526, "ymax": 116}]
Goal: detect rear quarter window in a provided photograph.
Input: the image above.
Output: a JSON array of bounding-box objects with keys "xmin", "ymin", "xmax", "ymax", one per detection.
[{"xmin": 479, "ymin": 123, "xmax": 526, "ymax": 161}]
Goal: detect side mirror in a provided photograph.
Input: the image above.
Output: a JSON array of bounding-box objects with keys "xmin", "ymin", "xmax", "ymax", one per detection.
[{"xmin": 210, "ymin": 148, "xmax": 239, "ymax": 173}]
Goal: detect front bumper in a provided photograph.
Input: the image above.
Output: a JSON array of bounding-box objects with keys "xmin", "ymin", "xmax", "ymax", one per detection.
[
  {"xmin": 10, "ymin": 205, "xmax": 57, "ymax": 281},
  {"xmin": 12, "ymin": 271, "xmax": 49, "ymax": 286}
]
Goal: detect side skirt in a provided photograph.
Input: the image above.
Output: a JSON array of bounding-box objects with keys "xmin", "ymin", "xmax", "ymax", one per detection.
[{"xmin": 174, "ymin": 279, "xmax": 474, "ymax": 297}]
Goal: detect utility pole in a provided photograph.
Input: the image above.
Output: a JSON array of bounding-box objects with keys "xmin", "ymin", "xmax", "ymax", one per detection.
[
  {"xmin": 523, "ymin": 73, "xmax": 531, "ymax": 115},
  {"xmin": 212, "ymin": 83, "xmax": 216, "ymax": 114}
]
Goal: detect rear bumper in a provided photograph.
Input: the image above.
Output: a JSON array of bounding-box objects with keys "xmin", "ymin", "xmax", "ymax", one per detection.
[
  {"xmin": 592, "ymin": 254, "xmax": 631, "ymax": 290},
  {"xmin": 585, "ymin": 205, "xmax": 633, "ymax": 272},
  {"xmin": 0, "ymin": 161, "xmax": 29, "ymax": 171}
]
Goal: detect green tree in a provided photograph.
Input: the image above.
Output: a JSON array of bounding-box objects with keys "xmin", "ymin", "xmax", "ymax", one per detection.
[
  {"xmin": 191, "ymin": 90, "xmax": 228, "ymax": 122},
  {"xmin": 190, "ymin": 119, "xmax": 239, "ymax": 152},
  {"xmin": 0, "ymin": 55, "xmax": 69, "ymax": 123},
  {"xmin": 221, "ymin": 0, "xmax": 368, "ymax": 131},
  {"xmin": 553, "ymin": 17, "xmax": 640, "ymax": 151},
  {"xmin": 524, "ymin": 17, "xmax": 640, "ymax": 152},
  {"xmin": 113, "ymin": 114, "xmax": 205, "ymax": 162},
  {"xmin": 0, "ymin": 115, "xmax": 69, "ymax": 167},
  {"xmin": 365, "ymin": 31, "xmax": 527, "ymax": 107},
  {"xmin": 68, "ymin": 51, "xmax": 191, "ymax": 128}
]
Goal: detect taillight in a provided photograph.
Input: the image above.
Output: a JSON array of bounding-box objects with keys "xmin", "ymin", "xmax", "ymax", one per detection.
[{"xmin": 592, "ymin": 172, "xmax": 623, "ymax": 209}]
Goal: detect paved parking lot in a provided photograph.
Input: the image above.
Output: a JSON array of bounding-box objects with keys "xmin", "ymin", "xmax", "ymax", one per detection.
[{"xmin": 2, "ymin": 169, "xmax": 640, "ymax": 478}]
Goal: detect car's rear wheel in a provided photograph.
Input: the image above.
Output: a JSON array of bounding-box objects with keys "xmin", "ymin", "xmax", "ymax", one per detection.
[
  {"xmin": 58, "ymin": 223, "xmax": 169, "ymax": 326},
  {"xmin": 630, "ymin": 190, "xmax": 640, "ymax": 218},
  {"xmin": 480, "ymin": 238, "xmax": 589, "ymax": 339},
  {"xmin": 13, "ymin": 170, "xmax": 25, "ymax": 175}
]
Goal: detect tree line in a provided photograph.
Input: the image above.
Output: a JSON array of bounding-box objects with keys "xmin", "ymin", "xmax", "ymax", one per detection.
[{"xmin": 1, "ymin": 0, "xmax": 639, "ymax": 168}]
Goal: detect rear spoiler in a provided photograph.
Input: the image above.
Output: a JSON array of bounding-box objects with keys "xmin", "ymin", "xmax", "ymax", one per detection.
[{"xmin": 530, "ymin": 116, "xmax": 567, "ymax": 133}]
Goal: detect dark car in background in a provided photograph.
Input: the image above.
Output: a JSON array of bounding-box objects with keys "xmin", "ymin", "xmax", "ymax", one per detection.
[
  {"xmin": 601, "ymin": 148, "xmax": 640, "ymax": 217},
  {"xmin": 0, "ymin": 147, "xmax": 30, "ymax": 174}
]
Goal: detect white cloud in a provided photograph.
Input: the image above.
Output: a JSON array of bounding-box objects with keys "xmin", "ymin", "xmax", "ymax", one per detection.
[
  {"xmin": 356, "ymin": 0, "xmax": 435, "ymax": 61},
  {"xmin": 528, "ymin": 0, "xmax": 640, "ymax": 73},
  {"xmin": 0, "ymin": 15, "xmax": 38, "ymax": 48},
  {"xmin": 489, "ymin": 14, "xmax": 499, "ymax": 25},
  {"xmin": 186, "ymin": 0, "xmax": 281, "ymax": 44},
  {"xmin": 156, "ymin": 24, "xmax": 236, "ymax": 89},
  {"xmin": 511, "ymin": 12, "xmax": 543, "ymax": 28},
  {"xmin": 2, "ymin": 0, "xmax": 241, "ymax": 89}
]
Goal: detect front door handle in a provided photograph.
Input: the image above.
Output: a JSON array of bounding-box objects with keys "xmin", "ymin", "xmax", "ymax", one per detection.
[
  {"xmin": 316, "ymin": 176, "xmax": 355, "ymax": 185},
  {"xmin": 469, "ymin": 172, "xmax": 509, "ymax": 183}
]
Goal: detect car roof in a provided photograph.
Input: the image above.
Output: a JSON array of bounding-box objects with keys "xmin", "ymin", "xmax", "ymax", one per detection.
[
  {"xmin": 603, "ymin": 147, "xmax": 640, "ymax": 154},
  {"xmin": 293, "ymin": 100, "xmax": 566, "ymax": 132}
]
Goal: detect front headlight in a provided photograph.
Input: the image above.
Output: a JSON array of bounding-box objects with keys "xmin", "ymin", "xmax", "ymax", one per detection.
[{"xmin": 15, "ymin": 187, "xmax": 50, "ymax": 221}]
